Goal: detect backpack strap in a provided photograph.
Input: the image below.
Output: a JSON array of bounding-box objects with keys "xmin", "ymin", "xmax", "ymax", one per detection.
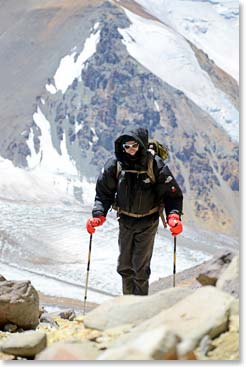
[
  {"xmin": 116, "ymin": 161, "xmax": 122, "ymax": 180},
  {"xmin": 146, "ymin": 153, "xmax": 156, "ymax": 184},
  {"xmin": 116, "ymin": 153, "xmax": 156, "ymax": 183}
]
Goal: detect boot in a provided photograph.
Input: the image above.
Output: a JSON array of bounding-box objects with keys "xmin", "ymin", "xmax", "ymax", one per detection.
[{"xmin": 122, "ymin": 277, "xmax": 135, "ymax": 295}]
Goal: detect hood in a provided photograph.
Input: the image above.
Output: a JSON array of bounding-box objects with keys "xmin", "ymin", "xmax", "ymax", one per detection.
[{"xmin": 114, "ymin": 126, "xmax": 148, "ymax": 166}]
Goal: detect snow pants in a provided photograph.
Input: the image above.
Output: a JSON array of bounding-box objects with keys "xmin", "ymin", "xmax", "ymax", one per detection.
[{"xmin": 117, "ymin": 213, "xmax": 159, "ymax": 296}]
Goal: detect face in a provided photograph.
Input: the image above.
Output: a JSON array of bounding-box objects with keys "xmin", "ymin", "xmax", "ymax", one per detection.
[{"xmin": 122, "ymin": 140, "xmax": 139, "ymax": 156}]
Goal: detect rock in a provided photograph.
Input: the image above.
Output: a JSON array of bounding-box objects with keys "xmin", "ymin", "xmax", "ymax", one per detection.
[
  {"xmin": 229, "ymin": 298, "xmax": 239, "ymax": 316},
  {"xmin": 197, "ymin": 335, "xmax": 215, "ymax": 357},
  {"xmin": 216, "ymin": 255, "xmax": 239, "ymax": 298},
  {"xmin": 97, "ymin": 326, "xmax": 179, "ymax": 360},
  {"xmin": 36, "ymin": 341, "xmax": 100, "ymax": 360},
  {"xmin": 196, "ymin": 250, "xmax": 235, "ymax": 286},
  {"xmin": 0, "ymin": 275, "xmax": 6, "ymax": 282},
  {"xmin": 204, "ymin": 328, "xmax": 239, "ymax": 360},
  {"xmin": 39, "ymin": 313, "xmax": 59, "ymax": 328},
  {"xmin": 0, "ymin": 280, "xmax": 39, "ymax": 329},
  {"xmin": 178, "ymin": 351, "xmax": 197, "ymax": 360},
  {"xmin": 150, "ymin": 264, "xmax": 202, "ymax": 293},
  {"xmin": 95, "ymin": 324, "xmax": 133, "ymax": 350},
  {"xmin": 59, "ymin": 309, "xmax": 76, "ymax": 321},
  {"xmin": 1, "ymin": 331, "xmax": 47, "ymax": 358},
  {"xmin": 3, "ymin": 323, "xmax": 18, "ymax": 333},
  {"xmin": 0, "ymin": 351, "xmax": 15, "ymax": 360},
  {"xmin": 39, "ymin": 306, "xmax": 47, "ymax": 318},
  {"xmin": 84, "ymin": 287, "xmax": 193, "ymax": 330},
  {"xmin": 112, "ymin": 286, "xmax": 235, "ymax": 357},
  {"xmin": 229, "ymin": 315, "xmax": 239, "ymax": 333}
]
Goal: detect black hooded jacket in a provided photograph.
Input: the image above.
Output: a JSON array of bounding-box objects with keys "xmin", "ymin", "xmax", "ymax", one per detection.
[{"xmin": 92, "ymin": 126, "xmax": 183, "ymax": 218}]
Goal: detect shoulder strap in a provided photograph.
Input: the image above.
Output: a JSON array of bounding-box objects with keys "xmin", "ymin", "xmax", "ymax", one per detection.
[
  {"xmin": 116, "ymin": 155, "xmax": 156, "ymax": 183},
  {"xmin": 147, "ymin": 154, "xmax": 156, "ymax": 184},
  {"xmin": 116, "ymin": 161, "xmax": 122, "ymax": 179}
]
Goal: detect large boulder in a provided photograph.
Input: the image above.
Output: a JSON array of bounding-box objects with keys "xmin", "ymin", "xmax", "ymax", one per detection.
[
  {"xmin": 196, "ymin": 250, "xmax": 236, "ymax": 286},
  {"xmin": 0, "ymin": 275, "xmax": 7, "ymax": 282},
  {"xmin": 84, "ymin": 287, "xmax": 193, "ymax": 331},
  {"xmin": 217, "ymin": 255, "xmax": 239, "ymax": 298},
  {"xmin": 36, "ymin": 341, "xmax": 100, "ymax": 360},
  {"xmin": 0, "ymin": 280, "xmax": 39, "ymax": 329},
  {"xmin": 112, "ymin": 286, "xmax": 235, "ymax": 357},
  {"xmin": 97, "ymin": 326, "xmax": 179, "ymax": 360},
  {"xmin": 1, "ymin": 331, "xmax": 47, "ymax": 358}
]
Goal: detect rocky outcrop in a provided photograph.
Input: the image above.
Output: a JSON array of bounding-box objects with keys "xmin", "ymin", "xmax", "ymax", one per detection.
[
  {"xmin": 196, "ymin": 250, "xmax": 236, "ymax": 286},
  {"xmin": 109, "ymin": 286, "xmax": 235, "ymax": 357},
  {"xmin": 150, "ymin": 250, "xmax": 238, "ymax": 293},
  {"xmin": 188, "ymin": 41, "xmax": 239, "ymax": 110},
  {"xmin": 0, "ymin": 253, "xmax": 239, "ymax": 361},
  {"xmin": 0, "ymin": 0, "xmax": 239, "ymax": 236},
  {"xmin": 0, "ymin": 277, "xmax": 39, "ymax": 330},
  {"xmin": 84, "ymin": 287, "xmax": 193, "ymax": 330},
  {"xmin": 0, "ymin": 331, "xmax": 47, "ymax": 358},
  {"xmin": 36, "ymin": 341, "xmax": 100, "ymax": 360},
  {"xmin": 217, "ymin": 255, "xmax": 239, "ymax": 298},
  {"xmin": 97, "ymin": 326, "xmax": 179, "ymax": 360}
]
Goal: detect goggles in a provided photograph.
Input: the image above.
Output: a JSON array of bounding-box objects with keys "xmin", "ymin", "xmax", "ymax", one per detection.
[{"xmin": 123, "ymin": 142, "xmax": 139, "ymax": 150}]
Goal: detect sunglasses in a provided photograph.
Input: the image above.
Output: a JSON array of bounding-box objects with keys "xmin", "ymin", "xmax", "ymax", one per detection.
[{"xmin": 123, "ymin": 142, "xmax": 139, "ymax": 150}]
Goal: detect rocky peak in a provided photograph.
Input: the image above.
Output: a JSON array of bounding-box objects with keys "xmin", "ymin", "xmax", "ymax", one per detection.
[{"xmin": 0, "ymin": 0, "xmax": 239, "ymax": 235}]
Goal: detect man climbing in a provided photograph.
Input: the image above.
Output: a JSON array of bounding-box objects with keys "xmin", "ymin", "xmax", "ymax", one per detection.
[{"xmin": 86, "ymin": 126, "xmax": 183, "ymax": 295}]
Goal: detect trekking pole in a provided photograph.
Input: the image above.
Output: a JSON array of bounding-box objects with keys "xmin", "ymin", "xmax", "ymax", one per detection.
[
  {"xmin": 83, "ymin": 234, "xmax": 93, "ymax": 315},
  {"xmin": 159, "ymin": 208, "xmax": 167, "ymax": 228},
  {"xmin": 173, "ymin": 235, "xmax": 177, "ymax": 287}
]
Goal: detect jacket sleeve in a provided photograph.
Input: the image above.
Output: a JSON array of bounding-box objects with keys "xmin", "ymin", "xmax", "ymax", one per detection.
[
  {"xmin": 154, "ymin": 156, "xmax": 183, "ymax": 218},
  {"xmin": 92, "ymin": 158, "xmax": 118, "ymax": 217}
]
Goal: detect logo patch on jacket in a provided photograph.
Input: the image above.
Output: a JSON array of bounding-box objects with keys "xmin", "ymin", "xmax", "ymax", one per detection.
[
  {"xmin": 143, "ymin": 178, "xmax": 151, "ymax": 184},
  {"xmin": 165, "ymin": 176, "xmax": 173, "ymax": 183}
]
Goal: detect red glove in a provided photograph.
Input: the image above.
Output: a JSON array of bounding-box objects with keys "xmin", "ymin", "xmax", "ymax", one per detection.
[
  {"xmin": 168, "ymin": 213, "xmax": 183, "ymax": 236},
  {"xmin": 86, "ymin": 216, "xmax": 106, "ymax": 234}
]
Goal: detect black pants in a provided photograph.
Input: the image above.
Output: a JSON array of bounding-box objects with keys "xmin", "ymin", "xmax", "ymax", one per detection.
[{"xmin": 117, "ymin": 213, "xmax": 159, "ymax": 296}]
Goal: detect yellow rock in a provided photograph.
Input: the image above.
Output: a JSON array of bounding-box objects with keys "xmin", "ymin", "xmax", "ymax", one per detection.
[{"xmin": 0, "ymin": 351, "xmax": 15, "ymax": 360}]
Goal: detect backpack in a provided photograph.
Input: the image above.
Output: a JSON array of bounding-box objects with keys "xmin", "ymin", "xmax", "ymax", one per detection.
[
  {"xmin": 116, "ymin": 140, "xmax": 168, "ymax": 184},
  {"xmin": 114, "ymin": 140, "xmax": 168, "ymax": 226},
  {"xmin": 148, "ymin": 140, "xmax": 169, "ymax": 161}
]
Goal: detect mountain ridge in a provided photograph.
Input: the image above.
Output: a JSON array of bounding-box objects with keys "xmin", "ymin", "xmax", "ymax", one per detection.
[{"xmin": 0, "ymin": 0, "xmax": 239, "ymax": 236}]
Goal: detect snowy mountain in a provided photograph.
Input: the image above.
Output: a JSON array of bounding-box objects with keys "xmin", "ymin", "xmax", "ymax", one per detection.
[
  {"xmin": 0, "ymin": 0, "xmax": 239, "ymax": 236},
  {"xmin": 134, "ymin": 0, "xmax": 239, "ymax": 81},
  {"xmin": 0, "ymin": 0, "xmax": 239, "ymax": 307}
]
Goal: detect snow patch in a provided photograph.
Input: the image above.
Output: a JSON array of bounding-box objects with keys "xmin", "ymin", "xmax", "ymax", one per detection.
[
  {"xmin": 54, "ymin": 29, "xmax": 100, "ymax": 93},
  {"xmin": 154, "ymin": 100, "xmax": 160, "ymax": 112},
  {"xmin": 119, "ymin": 9, "xmax": 238, "ymax": 141},
  {"xmin": 134, "ymin": 0, "xmax": 239, "ymax": 81},
  {"xmin": 45, "ymin": 83, "xmax": 57, "ymax": 94},
  {"xmin": 24, "ymin": 106, "xmax": 96, "ymax": 204},
  {"xmin": 0, "ymin": 157, "xmax": 72, "ymax": 203}
]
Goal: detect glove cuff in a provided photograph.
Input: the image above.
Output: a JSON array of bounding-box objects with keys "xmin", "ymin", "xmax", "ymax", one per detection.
[
  {"xmin": 98, "ymin": 215, "xmax": 106, "ymax": 225},
  {"xmin": 169, "ymin": 209, "xmax": 181, "ymax": 218},
  {"xmin": 168, "ymin": 213, "xmax": 180, "ymax": 221}
]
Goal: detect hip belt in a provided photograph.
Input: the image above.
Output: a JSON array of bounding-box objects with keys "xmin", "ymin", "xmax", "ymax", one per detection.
[{"xmin": 118, "ymin": 206, "xmax": 159, "ymax": 218}]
